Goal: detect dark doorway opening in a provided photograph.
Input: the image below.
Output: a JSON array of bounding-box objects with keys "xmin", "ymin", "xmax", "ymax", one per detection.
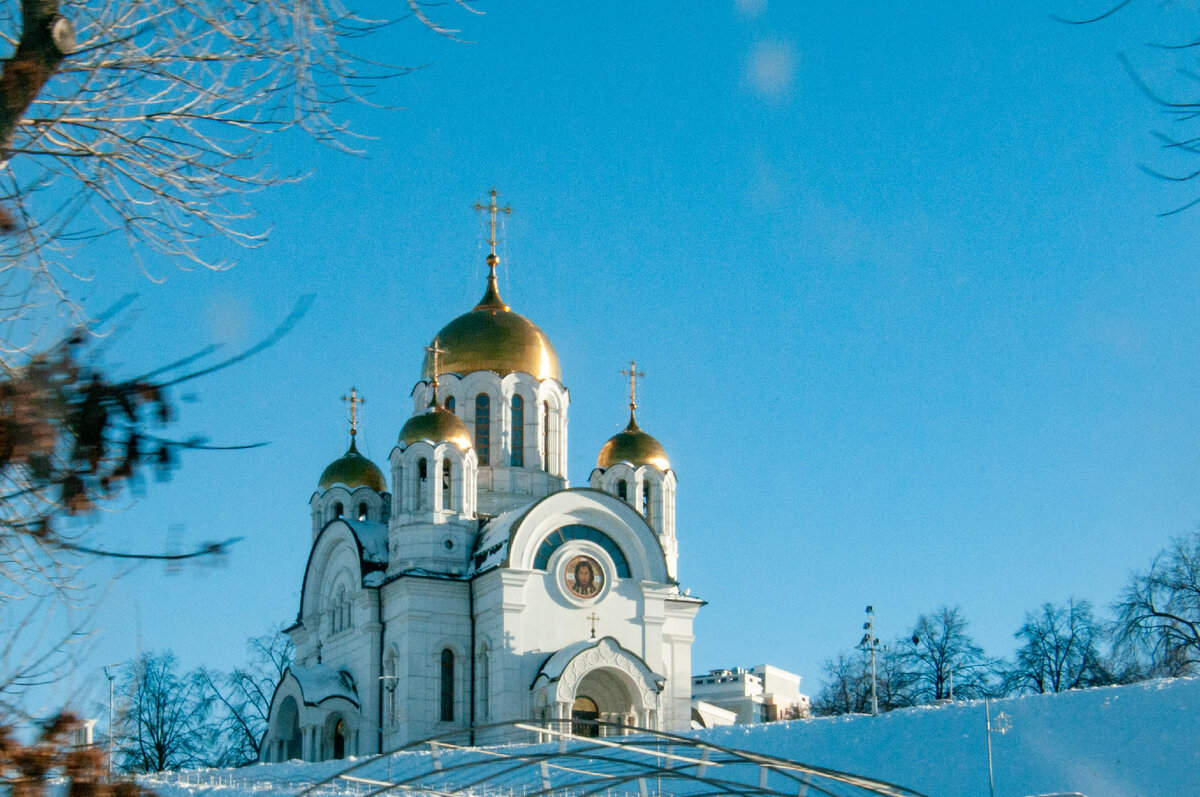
[{"xmin": 571, "ymin": 695, "xmax": 600, "ymax": 737}]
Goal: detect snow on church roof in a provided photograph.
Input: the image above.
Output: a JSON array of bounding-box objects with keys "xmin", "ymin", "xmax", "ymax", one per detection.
[
  {"xmin": 469, "ymin": 502, "xmax": 535, "ymax": 574},
  {"xmin": 289, "ymin": 664, "xmax": 360, "ymax": 707},
  {"xmin": 343, "ymin": 519, "xmax": 388, "ymax": 565}
]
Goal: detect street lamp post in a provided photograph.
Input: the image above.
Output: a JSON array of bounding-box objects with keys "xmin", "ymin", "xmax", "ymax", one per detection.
[
  {"xmin": 859, "ymin": 606, "xmax": 880, "ymax": 716},
  {"xmin": 103, "ymin": 665, "xmax": 117, "ymax": 779},
  {"xmin": 985, "ymin": 699, "xmax": 1012, "ymax": 797}
]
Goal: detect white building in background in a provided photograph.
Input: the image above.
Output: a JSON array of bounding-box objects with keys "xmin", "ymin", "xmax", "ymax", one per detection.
[
  {"xmin": 691, "ymin": 665, "xmax": 810, "ymax": 727},
  {"xmin": 260, "ymin": 193, "xmax": 702, "ymax": 762}
]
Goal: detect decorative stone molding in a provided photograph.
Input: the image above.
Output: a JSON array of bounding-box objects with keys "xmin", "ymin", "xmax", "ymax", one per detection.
[{"xmin": 533, "ymin": 637, "xmax": 664, "ymax": 711}]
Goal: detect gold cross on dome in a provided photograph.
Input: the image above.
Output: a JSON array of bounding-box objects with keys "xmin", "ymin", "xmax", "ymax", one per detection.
[
  {"xmin": 341, "ymin": 387, "xmax": 364, "ymax": 437},
  {"xmin": 587, "ymin": 611, "xmax": 601, "ymax": 640},
  {"xmin": 473, "ymin": 187, "xmax": 512, "ymax": 261},
  {"xmin": 425, "ymin": 338, "xmax": 447, "ymax": 403},
  {"xmin": 619, "ymin": 360, "xmax": 645, "ymax": 411}
]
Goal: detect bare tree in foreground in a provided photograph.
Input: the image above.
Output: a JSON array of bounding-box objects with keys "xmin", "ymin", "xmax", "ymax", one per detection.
[
  {"xmin": 1065, "ymin": 1, "xmax": 1200, "ymax": 214},
  {"xmin": 0, "ymin": 0, "xmax": 476, "ymax": 353}
]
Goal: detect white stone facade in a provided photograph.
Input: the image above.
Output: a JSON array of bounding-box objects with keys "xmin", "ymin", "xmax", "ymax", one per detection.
[{"xmin": 261, "ymin": 264, "xmax": 699, "ymax": 762}]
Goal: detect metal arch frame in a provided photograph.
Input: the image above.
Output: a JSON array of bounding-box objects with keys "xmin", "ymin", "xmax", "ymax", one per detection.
[{"xmin": 293, "ymin": 718, "xmax": 931, "ymax": 797}]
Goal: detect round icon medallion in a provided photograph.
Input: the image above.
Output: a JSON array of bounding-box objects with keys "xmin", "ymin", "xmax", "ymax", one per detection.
[{"xmin": 564, "ymin": 554, "xmax": 604, "ymax": 599}]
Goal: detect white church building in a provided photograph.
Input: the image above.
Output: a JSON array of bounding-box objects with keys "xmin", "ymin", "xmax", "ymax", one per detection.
[{"xmin": 261, "ymin": 193, "xmax": 703, "ymax": 762}]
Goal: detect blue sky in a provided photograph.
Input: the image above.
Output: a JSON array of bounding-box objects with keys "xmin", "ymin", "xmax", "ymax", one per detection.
[{"xmin": 40, "ymin": 0, "xmax": 1200, "ymax": 713}]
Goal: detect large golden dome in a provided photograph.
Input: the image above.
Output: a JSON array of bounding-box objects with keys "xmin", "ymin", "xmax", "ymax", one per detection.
[
  {"xmin": 597, "ymin": 412, "xmax": 670, "ymax": 471},
  {"xmin": 319, "ymin": 439, "xmax": 387, "ymax": 492},
  {"xmin": 399, "ymin": 404, "xmax": 472, "ymax": 450},
  {"xmin": 421, "ymin": 263, "xmax": 561, "ymax": 382}
]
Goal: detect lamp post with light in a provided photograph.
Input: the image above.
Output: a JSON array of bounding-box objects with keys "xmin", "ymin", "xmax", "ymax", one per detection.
[{"xmin": 859, "ymin": 606, "xmax": 881, "ymax": 716}]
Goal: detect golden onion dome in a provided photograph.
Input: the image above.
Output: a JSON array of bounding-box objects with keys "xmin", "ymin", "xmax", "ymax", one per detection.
[
  {"xmin": 597, "ymin": 412, "xmax": 670, "ymax": 471},
  {"xmin": 421, "ymin": 262, "xmax": 561, "ymax": 382},
  {"xmin": 319, "ymin": 438, "xmax": 387, "ymax": 492},
  {"xmin": 399, "ymin": 403, "xmax": 473, "ymax": 450}
]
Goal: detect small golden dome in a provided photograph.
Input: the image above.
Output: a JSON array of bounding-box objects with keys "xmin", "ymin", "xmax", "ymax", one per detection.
[
  {"xmin": 319, "ymin": 439, "xmax": 387, "ymax": 492},
  {"xmin": 421, "ymin": 271, "xmax": 561, "ymax": 382},
  {"xmin": 399, "ymin": 404, "xmax": 473, "ymax": 450},
  {"xmin": 597, "ymin": 412, "xmax": 670, "ymax": 471}
]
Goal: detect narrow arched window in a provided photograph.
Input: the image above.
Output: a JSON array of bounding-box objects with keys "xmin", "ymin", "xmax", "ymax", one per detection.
[
  {"xmin": 510, "ymin": 395, "xmax": 524, "ymax": 467},
  {"xmin": 617, "ymin": 479, "xmax": 627, "ymax": 501},
  {"xmin": 417, "ymin": 458, "xmax": 428, "ymax": 509},
  {"xmin": 442, "ymin": 459, "xmax": 451, "ymax": 510},
  {"xmin": 357, "ymin": 502, "xmax": 368, "ymax": 521},
  {"xmin": 475, "ymin": 394, "xmax": 491, "ymax": 465},
  {"xmin": 333, "ymin": 502, "xmax": 343, "ymax": 518},
  {"xmin": 445, "ymin": 395, "xmax": 455, "ymax": 413},
  {"xmin": 642, "ymin": 480, "xmax": 651, "ymax": 518},
  {"xmin": 440, "ymin": 649, "xmax": 455, "ymax": 722},
  {"xmin": 543, "ymin": 400, "xmax": 551, "ymax": 471}
]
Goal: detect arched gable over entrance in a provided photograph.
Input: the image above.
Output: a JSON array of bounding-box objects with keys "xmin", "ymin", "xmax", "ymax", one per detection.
[
  {"xmin": 504, "ymin": 488, "xmax": 671, "ymax": 584},
  {"xmin": 531, "ymin": 637, "xmax": 665, "ymax": 735}
]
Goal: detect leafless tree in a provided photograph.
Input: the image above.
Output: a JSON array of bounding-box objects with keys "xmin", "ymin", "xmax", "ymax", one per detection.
[
  {"xmin": 1113, "ymin": 530, "xmax": 1200, "ymax": 677},
  {"xmin": 116, "ymin": 651, "xmax": 214, "ymax": 772},
  {"xmin": 900, "ymin": 606, "xmax": 996, "ymax": 702},
  {"xmin": 811, "ymin": 645, "xmax": 914, "ymax": 716},
  {"xmin": 0, "ymin": 0, "xmax": 476, "ymax": 353},
  {"xmin": 1007, "ymin": 598, "xmax": 1111, "ymax": 694},
  {"xmin": 811, "ymin": 653, "xmax": 870, "ymax": 717},
  {"xmin": 198, "ymin": 629, "xmax": 293, "ymax": 766}
]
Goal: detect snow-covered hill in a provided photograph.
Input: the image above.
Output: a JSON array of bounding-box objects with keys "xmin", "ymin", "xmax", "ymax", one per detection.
[{"xmin": 143, "ymin": 677, "xmax": 1200, "ymax": 797}]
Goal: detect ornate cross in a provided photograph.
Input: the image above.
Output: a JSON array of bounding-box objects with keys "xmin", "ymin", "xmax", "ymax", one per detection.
[
  {"xmin": 588, "ymin": 611, "xmax": 601, "ymax": 640},
  {"xmin": 619, "ymin": 360, "xmax": 645, "ymax": 411},
  {"xmin": 425, "ymin": 338, "xmax": 446, "ymax": 403},
  {"xmin": 473, "ymin": 187, "xmax": 512, "ymax": 261},
  {"xmin": 341, "ymin": 387, "xmax": 364, "ymax": 437}
]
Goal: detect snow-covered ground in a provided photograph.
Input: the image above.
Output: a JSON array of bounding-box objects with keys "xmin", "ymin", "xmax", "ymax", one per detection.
[{"xmin": 142, "ymin": 677, "xmax": 1200, "ymax": 797}]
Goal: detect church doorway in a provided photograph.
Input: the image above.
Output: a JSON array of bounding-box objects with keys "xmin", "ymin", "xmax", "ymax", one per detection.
[
  {"xmin": 573, "ymin": 669, "xmax": 636, "ymax": 736},
  {"xmin": 333, "ymin": 719, "xmax": 347, "ymax": 759},
  {"xmin": 571, "ymin": 696, "xmax": 600, "ymax": 737}
]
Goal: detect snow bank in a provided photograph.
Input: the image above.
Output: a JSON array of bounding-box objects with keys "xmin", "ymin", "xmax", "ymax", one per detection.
[{"xmin": 141, "ymin": 677, "xmax": 1200, "ymax": 797}]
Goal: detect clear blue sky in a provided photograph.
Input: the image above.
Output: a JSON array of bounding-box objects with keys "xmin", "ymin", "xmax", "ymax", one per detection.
[{"xmin": 42, "ymin": 0, "xmax": 1200, "ymax": 714}]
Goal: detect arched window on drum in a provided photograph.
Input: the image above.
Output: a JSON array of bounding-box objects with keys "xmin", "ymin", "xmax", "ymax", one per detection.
[
  {"xmin": 532, "ymin": 525, "xmax": 632, "ymax": 578},
  {"xmin": 511, "ymin": 395, "xmax": 524, "ymax": 467}
]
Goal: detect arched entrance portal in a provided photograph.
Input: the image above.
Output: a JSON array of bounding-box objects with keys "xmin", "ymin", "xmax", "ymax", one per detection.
[
  {"xmin": 276, "ymin": 696, "xmax": 302, "ymax": 760},
  {"xmin": 574, "ymin": 668, "xmax": 637, "ymax": 736},
  {"xmin": 333, "ymin": 719, "xmax": 347, "ymax": 759},
  {"xmin": 531, "ymin": 637, "xmax": 665, "ymax": 739}
]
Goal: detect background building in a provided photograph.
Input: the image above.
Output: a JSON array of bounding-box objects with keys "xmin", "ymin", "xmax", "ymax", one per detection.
[{"xmin": 691, "ymin": 665, "xmax": 810, "ymax": 727}]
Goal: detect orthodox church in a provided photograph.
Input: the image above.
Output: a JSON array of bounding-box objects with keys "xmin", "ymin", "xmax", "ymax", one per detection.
[{"xmin": 260, "ymin": 192, "xmax": 702, "ymax": 762}]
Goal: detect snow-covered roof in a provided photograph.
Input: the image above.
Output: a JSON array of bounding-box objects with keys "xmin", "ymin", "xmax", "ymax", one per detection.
[
  {"xmin": 343, "ymin": 519, "xmax": 388, "ymax": 565},
  {"xmin": 289, "ymin": 664, "xmax": 360, "ymax": 707},
  {"xmin": 533, "ymin": 639, "xmax": 600, "ymax": 683},
  {"xmin": 469, "ymin": 502, "xmax": 535, "ymax": 575}
]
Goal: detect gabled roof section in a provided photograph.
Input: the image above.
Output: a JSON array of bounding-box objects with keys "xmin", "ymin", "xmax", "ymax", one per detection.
[
  {"xmin": 295, "ymin": 518, "xmax": 389, "ymax": 621},
  {"xmin": 343, "ymin": 519, "xmax": 388, "ymax": 565}
]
